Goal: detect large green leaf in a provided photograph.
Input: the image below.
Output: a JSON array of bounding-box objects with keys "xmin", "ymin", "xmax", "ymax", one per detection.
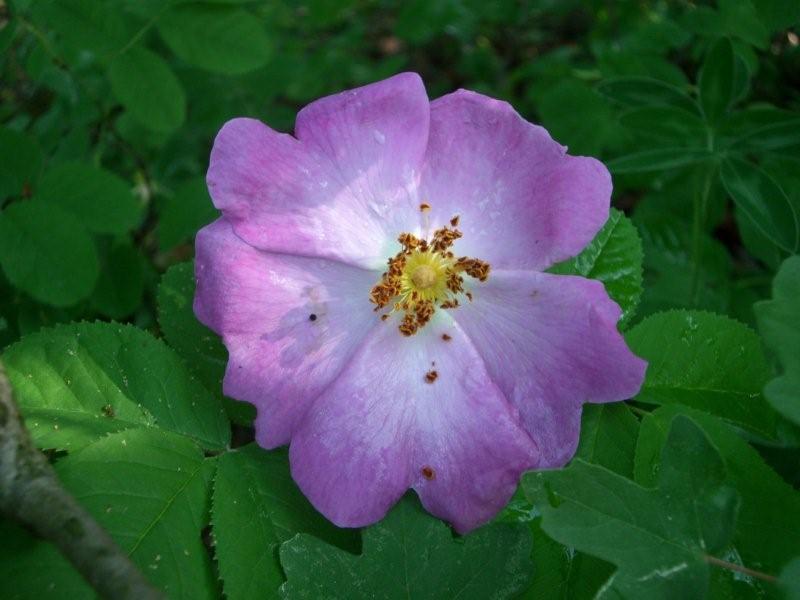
[
  {"xmin": 624, "ymin": 310, "xmax": 775, "ymax": 438},
  {"xmin": 158, "ymin": 178, "xmax": 218, "ymax": 251},
  {"xmin": 537, "ymin": 80, "xmax": 614, "ymax": 156},
  {"xmin": 0, "ymin": 202, "xmax": 98, "ymax": 307},
  {"xmin": 721, "ymin": 157, "xmax": 799, "ymax": 254},
  {"xmin": 108, "ymin": 46, "xmax": 186, "ymax": 133},
  {"xmin": 699, "ymin": 37, "xmax": 735, "ymax": 124},
  {"xmin": 213, "ymin": 445, "xmax": 358, "ymax": 600},
  {"xmin": 550, "ymin": 208, "xmax": 643, "ymax": 327},
  {"xmin": 607, "ymin": 148, "xmax": 711, "ymax": 174},
  {"xmin": 0, "ymin": 127, "xmax": 42, "ymax": 201},
  {"xmin": 525, "ymin": 416, "xmax": 738, "ymax": 599},
  {"xmin": 279, "ymin": 494, "xmax": 533, "ymax": 599},
  {"xmin": 91, "ymin": 239, "xmax": 144, "ymax": 320},
  {"xmin": 2, "ymin": 321, "xmax": 230, "ymax": 451},
  {"xmin": 0, "ymin": 429, "xmax": 218, "ymax": 600},
  {"xmin": 157, "ymin": 262, "xmax": 254, "ymax": 424},
  {"xmin": 618, "ymin": 106, "xmax": 707, "ymax": 146},
  {"xmin": 634, "ymin": 405, "xmax": 800, "ymax": 575},
  {"xmin": 596, "ymin": 76, "xmax": 698, "ymax": 114},
  {"xmin": 754, "ymin": 256, "xmax": 800, "ymax": 424},
  {"xmin": 575, "ymin": 403, "xmax": 640, "ymax": 478},
  {"xmin": 35, "ymin": 162, "xmax": 142, "ymax": 235},
  {"xmin": 157, "ymin": 4, "xmax": 271, "ymax": 74}
]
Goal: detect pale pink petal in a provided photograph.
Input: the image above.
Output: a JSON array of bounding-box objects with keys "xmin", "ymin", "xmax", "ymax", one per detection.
[
  {"xmin": 452, "ymin": 271, "xmax": 647, "ymax": 467},
  {"xmin": 289, "ymin": 315, "xmax": 539, "ymax": 531},
  {"xmin": 206, "ymin": 73, "xmax": 429, "ymax": 268},
  {"xmin": 417, "ymin": 90, "xmax": 611, "ymax": 271},
  {"xmin": 194, "ymin": 218, "xmax": 379, "ymax": 447}
]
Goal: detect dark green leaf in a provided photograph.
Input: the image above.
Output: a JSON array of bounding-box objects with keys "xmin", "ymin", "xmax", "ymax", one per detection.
[
  {"xmin": 549, "ymin": 208, "xmax": 643, "ymax": 327},
  {"xmin": 619, "ymin": 106, "xmax": 707, "ymax": 146},
  {"xmin": 634, "ymin": 405, "xmax": 800, "ymax": 575},
  {"xmin": 754, "ymin": 256, "xmax": 800, "ymax": 424},
  {"xmin": 0, "ymin": 127, "xmax": 42, "ymax": 201},
  {"xmin": 0, "ymin": 202, "xmax": 98, "ymax": 307},
  {"xmin": 781, "ymin": 558, "xmax": 800, "ymax": 600},
  {"xmin": 35, "ymin": 162, "xmax": 142, "ymax": 234},
  {"xmin": 721, "ymin": 157, "xmax": 799, "ymax": 253},
  {"xmin": 91, "ymin": 239, "xmax": 144, "ymax": 320},
  {"xmin": 280, "ymin": 494, "xmax": 533, "ymax": 600},
  {"xmin": 607, "ymin": 148, "xmax": 711, "ymax": 174},
  {"xmin": 2, "ymin": 321, "xmax": 230, "ymax": 451},
  {"xmin": 157, "ymin": 4, "xmax": 271, "ymax": 74},
  {"xmin": 108, "ymin": 46, "xmax": 186, "ymax": 133},
  {"xmin": 158, "ymin": 178, "xmax": 218, "ymax": 251},
  {"xmin": 537, "ymin": 80, "xmax": 614, "ymax": 156},
  {"xmin": 596, "ymin": 77, "xmax": 698, "ymax": 114},
  {"xmin": 213, "ymin": 445, "xmax": 358, "ymax": 600},
  {"xmin": 525, "ymin": 416, "xmax": 738, "ymax": 599},
  {"xmin": 575, "ymin": 403, "xmax": 640, "ymax": 477},
  {"xmin": 699, "ymin": 37, "xmax": 736, "ymax": 125},
  {"xmin": 625, "ymin": 310, "xmax": 776, "ymax": 438}
]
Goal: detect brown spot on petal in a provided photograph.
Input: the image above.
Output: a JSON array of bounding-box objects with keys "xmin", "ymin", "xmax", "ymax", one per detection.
[
  {"xmin": 420, "ymin": 202, "xmax": 431, "ymax": 212},
  {"xmin": 450, "ymin": 215, "xmax": 460, "ymax": 227},
  {"xmin": 441, "ymin": 333, "xmax": 452, "ymax": 341},
  {"xmin": 421, "ymin": 466, "xmax": 435, "ymax": 480},
  {"xmin": 425, "ymin": 370, "xmax": 438, "ymax": 384}
]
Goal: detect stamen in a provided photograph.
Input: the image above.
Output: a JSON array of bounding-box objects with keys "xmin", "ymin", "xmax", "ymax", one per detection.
[{"xmin": 368, "ymin": 212, "xmax": 491, "ymax": 336}]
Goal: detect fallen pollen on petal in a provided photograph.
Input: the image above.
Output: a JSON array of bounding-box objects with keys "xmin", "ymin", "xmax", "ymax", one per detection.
[
  {"xmin": 425, "ymin": 370, "xmax": 438, "ymax": 383},
  {"xmin": 421, "ymin": 466, "xmax": 436, "ymax": 480},
  {"xmin": 419, "ymin": 202, "xmax": 431, "ymax": 212},
  {"xmin": 441, "ymin": 333, "xmax": 452, "ymax": 341}
]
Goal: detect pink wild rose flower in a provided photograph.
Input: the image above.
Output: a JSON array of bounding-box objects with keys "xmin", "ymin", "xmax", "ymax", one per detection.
[{"xmin": 194, "ymin": 73, "xmax": 647, "ymax": 533}]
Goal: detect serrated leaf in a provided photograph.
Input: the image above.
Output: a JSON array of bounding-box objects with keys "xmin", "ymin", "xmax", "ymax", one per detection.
[
  {"xmin": 2, "ymin": 321, "xmax": 230, "ymax": 451},
  {"xmin": 575, "ymin": 403, "xmax": 640, "ymax": 477},
  {"xmin": 0, "ymin": 127, "xmax": 42, "ymax": 201},
  {"xmin": 754, "ymin": 256, "xmax": 800, "ymax": 424},
  {"xmin": 699, "ymin": 37, "xmax": 736, "ymax": 124},
  {"xmin": 525, "ymin": 416, "xmax": 738, "ymax": 599},
  {"xmin": 0, "ymin": 202, "xmax": 98, "ymax": 307},
  {"xmin": 108, "ymin": 46, "xmax": 186, "ymax": 133},
  {"xmin": 634, "ymin": 405, "xmax": 800, "ymax": 575},
  {"xmin": 549, "ymin": 208, "xmax": 643, "ymax": 327},
  {"xmin": 624, "ymin": 310, "xmax": 776, "ymax": 438},
  {"xmin": 279, "ymin": 494, "xmax": 533, "ymax": 600},
  {"xmin": 158, "ymin": 178, "xmax": 219, "ymax": 251},
  {"xmin": 157, "ymin": 4, "xmax": 271, "ymax": 74},
  {"xmin": 213, "ymin": 445, "xmax": 358, "ymax": 600},
  {"xmin": 721, "ymin": 157, "xmax": 799, "ymax": 253},
  {"xmin": 157, "ymin": 262, "xmax": 254, "ymax": 425},
  {"xmin": 0, "ymin": 429, "xmax": 218, "ymax": 600},
  {"xmin": 35, "ymin": 162, "xmax": 142, "ymax": 235}
]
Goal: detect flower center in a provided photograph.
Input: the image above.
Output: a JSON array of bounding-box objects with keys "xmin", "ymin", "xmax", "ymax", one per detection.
[{"xmin": 369, "ymin": 213, "xmax": 491, "ymax": 336}]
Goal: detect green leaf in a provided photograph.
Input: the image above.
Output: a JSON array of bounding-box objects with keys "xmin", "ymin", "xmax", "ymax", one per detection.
[
  {"xmin": 279, "ymin": 494, "xmax": 533, "ymax": 600},
  {"xmin": 549, "ymin": 208, "xmax": 643, "ymax": 327},
  {"xmin": 108, "ymin": 46, "xmax": 186, "ymax": 133},
  {"xmin": 575, "ymin": 403, "xmax": 640, "ymax": 477},
  {"xmin": 157, "ymin": 4, "xmax": 271, "ymax": 75},
  {"xmin": 596, "ymin": 76, "xmax": 698, "ymax": 114},
  {"xmin": 213, "ymin": 445, "xmax": 358, "ymax": 600},
  {"xmin": 699, "ymin": 37, "xmax": 736, "ymax": 124},
  {"xmin": 0, "ymin": 429, "xmax": 218, "ymax": 600},
  {"xmin": 607, "ymin": 148, "xmax": 711, "ymax": 174},
  {"xmin": 0, "ymin": 202, "xmax": 98, "ymax": 307},
  {"xmin": 158, "ymin": 178, "xmax": 218, "ymax": 251},
  {"xmin": 0, "ymin": 127, "xmax": 42, "ymax": 201},
  {"xmin": 537, "ymin": 79, "xmax": 614, "ymax": 156},
  {"xmin": 157, "ymin": 262, "xmax": 254, "ymax": 424},
  {"xmin": 780, "ymin": 558, "xmax": 800, "ymax": 600},
  {"xmin": 2, "ymin": 321, "xmax": 230, "ymax": 451},
  {"xmin": 91, "ymin": 239, "xmax": 144, "ymax": 320},
  {"xmin": 721, "ymin": 157, "xmax": 799, "ymax": 253},
  {"xmin": 754, "ymin": 256, "xmax": 800, "ymax": 424},
  {"xmin": 619, "ymin": 106, "xmax": 707, "ymax": 146},
  {"xmin": 525, "ymin": 416, "xmax": 738, "ymax": 599},
  {"xmin": 624, "ymin": 310, "xmax": 776, "ymax": 438},
  {"xmin": 35, "ymin": 162, "xmax": 142, "ymax": 235},
  {"xmin": 634, "ymin": 405, "xmax": 800, "ymax": 575}
]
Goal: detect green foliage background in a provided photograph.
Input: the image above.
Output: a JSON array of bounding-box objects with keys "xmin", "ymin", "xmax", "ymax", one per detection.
[{"xmin": 0, "ymin": 0, "xmax": 799, "ymax": 598}]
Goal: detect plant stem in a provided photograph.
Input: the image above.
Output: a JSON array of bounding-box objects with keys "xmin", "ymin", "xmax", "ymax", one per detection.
[
  {"xmin": 704, "ymin": 555, "xmax": 777, "ymax": 584},
  {"xmin": 0, "ymin": 363, "xmax": 164, "ymax": 600}
]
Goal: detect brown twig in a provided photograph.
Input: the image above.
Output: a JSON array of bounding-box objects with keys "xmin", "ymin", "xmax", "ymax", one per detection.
[{"xmin": 0, "ymin": 362, "xmax": 164, "ymax": 600}]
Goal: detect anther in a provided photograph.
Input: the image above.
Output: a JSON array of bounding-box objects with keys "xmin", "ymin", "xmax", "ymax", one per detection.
[{"xmin": 425, "ymin": 370, "xmax": 438, "ymax": 383}]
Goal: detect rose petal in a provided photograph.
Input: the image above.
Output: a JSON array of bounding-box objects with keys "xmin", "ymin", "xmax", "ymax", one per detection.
[
  {"xmin": 418, "ymin": 89, "xmax": 611, "ymax": 271},
  {"xmin": 289, "ymin": 314, "xmax": 538, "ymax": 531},
  {"xmin": 452, "ymin": 270, "xmax": 647, "ymax": 467},
  {"xmin": 207, "ymin": 73, "xmax": 430, "ymax": 268},
  {"xmin": 194, "ymin": 218, "xmax": 379, "ymax": 446}
]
